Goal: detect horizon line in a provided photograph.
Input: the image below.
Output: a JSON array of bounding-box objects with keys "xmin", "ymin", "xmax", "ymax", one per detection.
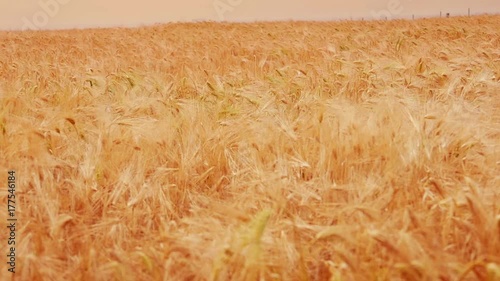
[{"xmin": 1, "ymin": 12, "xmax": 498, "ymax": 32}]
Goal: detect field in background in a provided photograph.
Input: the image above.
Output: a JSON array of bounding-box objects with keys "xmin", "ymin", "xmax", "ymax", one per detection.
[{"xmin": 0, "ymin": 15, "xmax": 499, "ymax": 281}]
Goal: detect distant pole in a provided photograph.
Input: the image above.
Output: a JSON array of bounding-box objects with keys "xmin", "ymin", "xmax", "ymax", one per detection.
[
  {"xmin": 412, "ymin": 14, "xmax": 414, "ymax": 20},
  {"xmin": 440, "ymin": 11, "xmax": 442, "ymax": 18},
  {"xmin": 468, "ymin": 8, "xmax": 470, "ymax": 17}
]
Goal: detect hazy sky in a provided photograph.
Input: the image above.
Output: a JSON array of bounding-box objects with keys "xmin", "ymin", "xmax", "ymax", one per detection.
[{"xmin": 0, "ymin": 0, "xmax": 498, "ymax": 30}]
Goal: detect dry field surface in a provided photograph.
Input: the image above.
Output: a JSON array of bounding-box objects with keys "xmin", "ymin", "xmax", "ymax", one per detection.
[{"xmin": 0, "ymin": 15, "xmax": 499, "ymax": 281}]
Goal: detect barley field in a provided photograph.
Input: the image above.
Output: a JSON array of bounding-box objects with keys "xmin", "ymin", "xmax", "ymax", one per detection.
[{"xmin": 0, "ymin": 15, "xmax": 499, "ymax": 281}]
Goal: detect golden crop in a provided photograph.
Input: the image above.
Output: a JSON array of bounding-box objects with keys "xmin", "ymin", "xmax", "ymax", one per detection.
[{"xmin": 0, "ymin": 15, "xmax": 499, "ymax": 281}]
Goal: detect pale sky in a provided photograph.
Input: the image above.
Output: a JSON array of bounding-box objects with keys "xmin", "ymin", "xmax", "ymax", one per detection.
[{"xmin": 0, "ymin": 0, "xmax": 498, "ymax": 30}]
